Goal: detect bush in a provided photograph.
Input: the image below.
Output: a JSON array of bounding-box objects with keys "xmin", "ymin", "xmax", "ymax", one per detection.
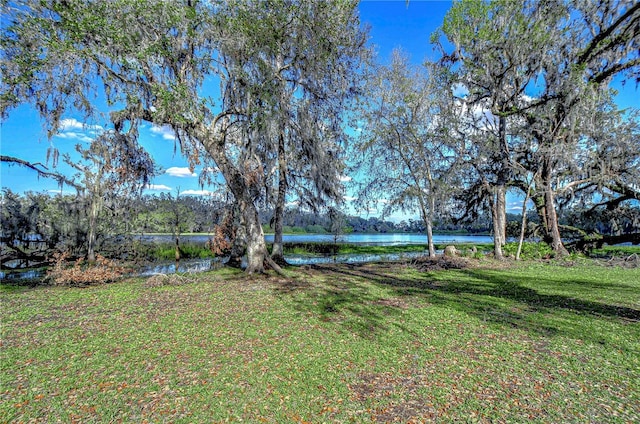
[
  {"xmin": 305, "ymin": 224, "xmax": 327, "ymax": 234},
  {"xmin": 503, "ymin": 242, "xmax": 553, "ymax": 260},
  {"xmin": 152, "ymin": 243, "xmax": 215, "ymax": 260},
  {"xmin": 46, "ymin": 252, "xmax": 126, "ymax": 286}
]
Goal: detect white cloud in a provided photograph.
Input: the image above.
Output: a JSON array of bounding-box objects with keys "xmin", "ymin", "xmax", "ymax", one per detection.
[
  {"xmin": 165, "ymin": 167, "xmax": 197, "ymax": 178},
  {"xmin": 150, "ymin": 124, "xmax": 176, "ymax": 141},
  {"xmin": 344, "ymin": 196, "xmax": 357, "ymax": 202},
  {"xmin": 54, "ymin": 118, "xmax": 104, "ymax": 143},
  {"xmin": 339, "ymin": 175, "xmax": 352, "ymax": 182},
  {"xmin": 55, "ymin": 131, "xmax": 93, "ymax": 143},
  {"xmin": 181, "ymin": 189, "xmax": 214, "ymax": 196},
  {"xmin": 59, "ymin": 118, "xmax": 103, "ymax": 132},
  {"xmin": 59, "ymin": 118, "xmax": 85, "ymax": 131},
  {"xmin": 145, "ymin": 184, "xmax": 172, "ymax": 191}
]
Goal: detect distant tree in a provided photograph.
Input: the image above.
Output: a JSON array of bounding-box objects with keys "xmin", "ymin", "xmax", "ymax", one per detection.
[
  {"xmin": 327, "ymin": 206, "xmax": 348, "ymax": 246},
  {"xmin": 65, "ymin": 132, "xmax": 154, "ymax": 261},
  {"xmin": 1, "ymin": 191, "xmax": 86, "ymax": 265},
  {"xmin": 1, "ymin": 190, "xmax": 47, "ymax": 267}
]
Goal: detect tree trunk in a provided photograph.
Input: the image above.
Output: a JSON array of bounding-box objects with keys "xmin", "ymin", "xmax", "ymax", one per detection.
[
  {"xmin": 532, "ymin": 190, "xmax": 547, "ymax": 237},
  {"xmin": 492, "ymin": 185, "xmax": 506, "ymax": 260},
  {"xmin": 427, "ymin": 197, "xmax": 436, "ymax": 258},
  {"xmin": 492, "ymin": 114, "xmax": 508, "ymax": 260},
  {"xmin": 496, "ymin": 184, "xmax": 507, "ymax": 246},
  {"xmin": 227, "ymin": 235, "xmax": 244, "ymax": 268},
  {"xmin": 87, "ymin": 193, "xmax": 102, "ymax": 263},
  {"xmin": 271, "ymin": 132, "xmax": 288, "ymax": 266},
  {"xmin": 226, "ymin": 205, "xmax": 244, "ymax": 268},
  {"xmin": 422, "ymin": 197, "xmax": 436, "ymax": 258},
  {"xmin": 87, "ymin": 203, "xmax": 98, "ymax": 263},
  {"xmin": 239, "ymin": 197, "xmax": 285, "ymax": 275},
  {"xmin": 541, "ymin": 160, "xmax": 569, "ymax": 256},
  {"xmin": 516, "ymin": 181, "xmax": 532, "ymax": 261},
  {"xmin": 543, "ymin": 184, "xmax": 568, "ymax": 256},
  {"xmin": 426, "ymin": 220, "xmax": 436, "ymax": 258},
  {"xmin": 174, "ymin": 236, "xmax": 181, "ymax": 261},
  {"xmin": 241, "ymin": 197, "xmax": 269, "ymax": 273},
  {"xmin": 205, "ymin": 135, "xmax": 286, "ymax": 276}
]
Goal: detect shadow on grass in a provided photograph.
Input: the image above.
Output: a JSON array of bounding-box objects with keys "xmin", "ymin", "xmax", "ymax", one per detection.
[
  {"xmin": 275, "ymin": 264, "xmax": 418, "ymax": 337},
  {"xmin": 276, "ymin": 262, "xmax": 640, "ymax": 341}
]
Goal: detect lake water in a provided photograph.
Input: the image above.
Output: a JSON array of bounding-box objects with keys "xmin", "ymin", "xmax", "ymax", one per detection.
[
  {"xmin": 1, "ymin": 233, "xmax": 492, "ymax": 281},
  {"xmin": 141, "ymin": 233, "xmax": 494, "ymax": 245},
  {"xmin": 136, "ymin": 250, "xmax": 433, "ymax": 275}
]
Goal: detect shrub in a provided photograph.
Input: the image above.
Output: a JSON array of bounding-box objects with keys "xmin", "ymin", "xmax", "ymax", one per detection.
[
  {"xmin": 46, "ymin": 252, "xmax": 126, "ymax": 286},
  {"xmin": 503, "ymin": 242, "xmax": 553, "ymax": 260}
]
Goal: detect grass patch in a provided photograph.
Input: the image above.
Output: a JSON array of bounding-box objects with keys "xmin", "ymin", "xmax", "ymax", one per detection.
[
  {"xmin": 590, "ymin": 245, "xmax": 640, "ymax": 258},
  {"xmin": 282, "ymin": 242, "xmax": 431, "ymax": 256},
  {"xmin": 282, "ymin": 242, "xmax": 492, "ymax": 256},
  {"xmin": 2, "ymin": 261, "xmax": 638, "ymax": 422},
  {"xmin": 152, "ymin": 243, "xmax": 215, "ymax": 260},
  {"xmin": 503, "ymin": 242, "xmax": 554, "ymax": 259}
]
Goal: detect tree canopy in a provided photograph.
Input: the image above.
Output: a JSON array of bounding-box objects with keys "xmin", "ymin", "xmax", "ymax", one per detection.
[{"xmin": 1, "ymin": 0, "xmax": 368, "ymax": 273}]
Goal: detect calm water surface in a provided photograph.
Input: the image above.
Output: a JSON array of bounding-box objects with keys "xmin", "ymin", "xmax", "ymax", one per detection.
[
  {"xmin": 1, "ymin": 233, "xmax": 491, "ymax": 281},
  {"xmin": 142, "ymin": 233, "xmax": 493, "ymax": 245}
]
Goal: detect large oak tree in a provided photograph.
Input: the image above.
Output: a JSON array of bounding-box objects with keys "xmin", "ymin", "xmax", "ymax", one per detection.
[
  {"xmin": 436, "ymin": 0, "xmax": 639, "ymax": 255},
  {"xmin": 1, "ymin": 0, "xmax": 367, "ymax": 273}
]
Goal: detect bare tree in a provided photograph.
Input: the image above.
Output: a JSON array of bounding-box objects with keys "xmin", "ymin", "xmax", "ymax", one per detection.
[
  {"xmin": 357, "ymin": 51, "xmax": 456, "ymax": 257},
  {"xmin": 63, "ymin": 131, "xmax": 154, "ymax": 262}
]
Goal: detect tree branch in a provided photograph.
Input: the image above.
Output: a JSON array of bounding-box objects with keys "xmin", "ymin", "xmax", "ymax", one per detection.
[{"xmin": 1, "ymin": 155, "xmax": 81, "ymax": 190}]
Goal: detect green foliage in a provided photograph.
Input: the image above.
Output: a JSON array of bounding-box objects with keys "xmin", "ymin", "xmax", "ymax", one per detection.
[
  {"xmin": 151, "ymin": 243, "xmax": 214, "ymax": 260},
  {"xmin": 305, "ymin": 224, "xmax": 328, "ymax": 234},
  {"xmin": 503, "ymin": 242, "xmax": 554, "ymax": 259},
  {"xmin": 285, "ymin": 226, "xmax": 307, "ymax": 234},
  {"xmin": 590, "ymin": 245, "xmax": 640, "ymax": 258}
]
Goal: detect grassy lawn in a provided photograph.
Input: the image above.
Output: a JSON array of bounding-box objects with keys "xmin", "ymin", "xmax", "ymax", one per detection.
[{"xmin": 1, "ymin": 260, "xmax": 638, "ymax": 422}]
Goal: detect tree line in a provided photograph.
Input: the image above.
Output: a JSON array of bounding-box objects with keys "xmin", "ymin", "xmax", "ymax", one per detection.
[
  {"xmin": 3, "ymin": 185, "xmax": 637, "ymax": 270},
  {"xmin": 1, "ymin": 0, "xmax": 638, "ymax": 272}
]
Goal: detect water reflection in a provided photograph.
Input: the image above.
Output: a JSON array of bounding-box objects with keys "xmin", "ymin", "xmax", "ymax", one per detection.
[
  {"xmin": 138, "ymin": 259, "xmax": 224, "ymax": 276},
  {"xmin": 138, "ymin": 233, "xmax": 493, "ymax": 245},
  {"xmin": 1, "ymin": 251, "xmax": 436, "ymax": 282}
]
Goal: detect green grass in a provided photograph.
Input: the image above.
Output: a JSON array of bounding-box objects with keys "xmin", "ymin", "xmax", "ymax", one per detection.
[
  {"xmin": 142, "ymin": 240, "xmax": 496, "ymax": 260},
  {"xmin": 2, "ymin": 261, "xmax": 639, "ymax": 422},
  {"xmin": 282, "ymin": 242, "xmax": 431, "ymax": 256},
  {"xmin": 151, "ymin": 243, "xmax": 215, "ymax": 260},
  {"xmin": 590, "ymin": 245, "xmax": 640, "ymax": 257},
  {"xmin": 283, "ymin": 242, "xmax": 493, "ymax": 256}
]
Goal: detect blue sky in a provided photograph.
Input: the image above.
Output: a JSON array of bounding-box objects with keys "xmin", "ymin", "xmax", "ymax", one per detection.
[{"xmin": 1, "ymin": 0, "xmax": 638, "ymax": 220}]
